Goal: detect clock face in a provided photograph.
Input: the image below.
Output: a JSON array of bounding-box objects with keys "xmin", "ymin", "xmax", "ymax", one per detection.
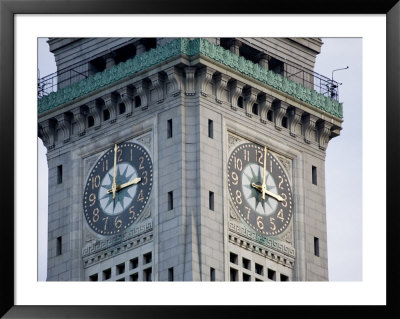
[
  {"xmin": 227, "ymin": 142, "xmax": 293, "ymax": 236},
  {"xmin": 83, "ymin": 142, "xmax": 153, "ymax": 236}
]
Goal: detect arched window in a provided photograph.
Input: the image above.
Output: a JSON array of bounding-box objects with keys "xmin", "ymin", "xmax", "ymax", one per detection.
[
  {"xmin": 88, "ymin": 116, "xmax": 94, "ymax": 127},
  {"xmin": 267, "ymin": 110, "xmax": 273, "ymax": 122},
  {"xmin": 135, "ymin": 96, "xmax": 141, "ymax": 108},
  {"xmin": 252, "ymin": 103, "xmax": 258, "ymax": 115},
  {"xmin": 119, "ymin": 103, "xmax": 126, "ymax": 114},
  {"xmin": 103, "ymin": 109, "xmax": 110, "ymax": 121},
  {"xmin": 237, "ymin": 96, "xmax": 243, "ymax": 108},
  {"xmin": 282, "ymin": 116, "xmax": 288, "ymax": 128}
]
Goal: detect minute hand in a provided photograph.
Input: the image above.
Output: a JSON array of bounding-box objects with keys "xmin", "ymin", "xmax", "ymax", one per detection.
[
  {"xmin": 251, "ymin": 183, "xmax": 284, "ymax": 202},
  {"xmin": 107, "ymin": 177, "xmax": 142, "ymax": 193}
]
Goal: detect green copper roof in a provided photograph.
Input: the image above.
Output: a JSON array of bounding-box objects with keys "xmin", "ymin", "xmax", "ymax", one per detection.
[{"xmin": 38, "ymin": 38, "xmax": 343, "ymax": 118}]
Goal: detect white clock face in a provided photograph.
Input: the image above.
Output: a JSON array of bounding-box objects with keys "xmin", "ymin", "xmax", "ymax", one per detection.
[
  {"xmin": 241, "ymin": 163, "xmax": 279, "ymax": 216},
  {"xmin": 98, "ymin": 163, "xmax": 138, "ymax": 215}
]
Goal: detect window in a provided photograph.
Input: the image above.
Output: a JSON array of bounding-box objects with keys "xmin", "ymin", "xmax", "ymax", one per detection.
[
  {"xmin": 88, "ymin": 116, "xmax": 94, "ymax": 127},
  {"xmin": 242, "ymin": 258, "xmax": 251, "ymax": 270},
  {"xmin": 280, "ymin": 274, "xmax": 289, "ymax": 281},
  {"xmin": 130, "ymin": 257, "xmax": 138, "ymax": 270},
  {"xmin": 116, "ymin": 278, "xmax": 125, "ymax": 282},
  {"xmin": 103, "ymin": 268, "xmax": 111, "ymax": 280},
  {"xmin": 237, "ymin": 96, "xmax": 243, "ymax": 108},
  {"xmin": 243, "ymin": 273, "xmax": 251, "ymax": 281},
  {"xmin": 267, "ymin": 110, "xmax": 273, "ymax": 121},
  {"xmin": 168, "ymin": 267, "xmax": 174, "ymax": 281},
  {"xmin": 167, "ymin": 119, "xmax": 173, "ymax": 138},
  {"xmin": 103, "ymin": 109, "xmax": 110, "ymax": 121},
  {"xmin": 168, "ymin": 191, "xmax": 173, "ymax": 210},
  {"xmin": 116, "ymin": 263, "xmax": 125, "ymax": 275},
  {"xmin": 129, "ymin": 273, "xmax": 138, "ymax": 281},
  {"xmin": 89, "ymin": 274, "xmax": 98, "ymax": 281},
  {"xmin": 255, "ymin": 263, "xmax": 264, "ymax": 276},
  {"xmin": 134, "ymin": 96, "xmax": 141, "ymax": 108},
  {"xmin": 119, "ymin": 103, "xmax": 126, "ymax": 114},
  {"xmin": 314, "ymin": 237, "xmax": 320, "ymax": 257},
  {"xmin": 210, "ymin": 268, "xmax": 215, "ymax": 281},
  {"xmin": 57, "ymin": 165, "xmax": 62, "ymax": 184},
  {"xmin": 230, "ymin": 268, "xmax": 238, "ymax": 281},
  {"xmin": 312, "ymin": 166, "xmax": 317, "ymax": 185},
  {"xmin": 252, "ymin": 103, "xmax": 258, "ymax": 115},
  {"xmin": 208, "ymin": 119, "xmax": 213, "ymax": 138},
  {"xmin": 144, "ymin": 268, "xmax": 152, "ymax": 281},
  {"xmin": 267, "ymin": 269, "xmax": 276, "ymax": 281},
  {"xmin": 229, "ymin": 252, "xmax": 238, "ymax": 264},
  {"xmin": 56, "ymin": 236, "xmax": 62, "ymax": 256},
  {"xmin": 209, "ymin": 191, "xmax": 214, "ymax": 211},
  {"xmin": 282, "ymin": 116, "xmax": 288, "ymax": 128},
  {"xmin": 143, "ymin": 252, "xmax": 152, "ymax": 264}
]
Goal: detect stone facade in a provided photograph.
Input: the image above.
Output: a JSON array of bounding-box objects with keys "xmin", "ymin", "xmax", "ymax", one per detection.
[{"xmin": 38, "ymin": 37, "xmax": 342, "ymax": 281}]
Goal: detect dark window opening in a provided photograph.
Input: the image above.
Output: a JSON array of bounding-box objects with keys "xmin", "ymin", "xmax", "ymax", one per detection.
[
  {"xmin": 167, "ymin": 119, "xmax": 173, "ymax": 138},
  {"xmin": 144, "ymin": 267, "xmax": 152, "ymax": 281},
  {"xmin": 280, "ymin": 274, "xmax": 289, "ymax": 281},
  {"xmin": 267, "ymin": 110, "xmax": 273, "ymax": 122},
  {"xmin": 143, "ymin": 252, "xmax": 152, "ymax": 264},
  {"xmin": 103, "ymin": 268, "xmax": 111, "ymax": 280},
  {"xmin": 208, "ymin": 119, "xmax": 214, "ymax": 138},
  {"xmin": 230, "ymin": 268, "xmax": 238, "ymax": 281},
  {"xmin": 114, "ymin": 43, "xmax": 137, "ymax": 64},
  {"xmin": 312, "ymin": 166, "xmax": 317, "ymax": 185},
  {"xmin": 134, "ymin": 96, "xmax": 141, "ymax": 108},
  {"xmin": 269, "ymin": 57, "xmax": 284, "ymax": 76},
  {"xmin": 88, "ymin": 56, "xmax": 106, "ymax": 75},
  {"xmin": 237, "ymin": 96, "xmax": 243, "ymax": 108},
  {"xmin": 130, "ymin": 257, "xmax": 138, "ymax": 270},
  {"xmin": 56, "ymin": 236, "xmax": 62, "ymax": 256},
  {"xmin": 230, "ymin": 252, "xmax": 238, "ymax": 264},
  {"xmin": 168, "ymin": 191, "xmax": 173, "ymax": 210},
  {"xmin": 314, "ymin": 237, "xmax": 320, "ymax": 257},
  {"xmin": 129, "ymin": 273, "xmax": 139, "ymax": 281},
  {"xmin": 282, "ymin": 116, "xmax": 288, "ymax": 128},
  {"xmin": 116, "ymin": 263, "xmax": 125, "ymax": 275},
  {"xmin": 103, "ymin": 109, "xmax": 110, "ymax": 121},
  {"xmin": 89, "ymin": 274, "xmax": 98, "ymax": 281},
  {"xmin": 243, "ymin": 273, "xmax": 251, "ymax": 281},
  {"xmin": 119, "ymin": 103, "xmax": 126, "ymax": 114},
  {"xmin": 242, "ymin": 258, "xmax": 251, "ymax": 270},
  {"xmin": 255, "ymin": 263, "xmax": 264, "ymax": 276},
  {"xmin": 210, "ymin": 268, "xmax": 215, "ymax": 281},
  {"xmin": 88, "ymin": 116, "xmax": 94, "ymax": 127},
  {"xmin": 267, "ymin": 269, "xmax": 276, "ymax": 281},
  {"xmin": 252, "ymin": 103, "xmax": 258, "ymax": 115},
  {"xmin": 57, "ymin": 165, "xmax": 63, "ymax": 184},
  {"xmin": 209, "ymin": 191, "xmax": 214, "ymax": 211},
  {"xmin": 142, "ymin": 38, "xmax": 157, "ymax": 51},
  {"xmin": 116, "ymin": 278, "xmax": 125, "ymax": 281},
  {"xmin": 168, "ymin": 267, "xmax": 174, "ymax": 281}
]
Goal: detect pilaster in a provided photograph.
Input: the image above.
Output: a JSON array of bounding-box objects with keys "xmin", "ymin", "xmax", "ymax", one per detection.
[{"xmin": 184, "ymin": 67, "xmax": 196, "ymax": 96}]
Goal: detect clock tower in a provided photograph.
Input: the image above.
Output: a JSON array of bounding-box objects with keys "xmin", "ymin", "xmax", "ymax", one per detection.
[{"xmin": 38, "ymin": 37, "xmax": 342, "ymax": 281}]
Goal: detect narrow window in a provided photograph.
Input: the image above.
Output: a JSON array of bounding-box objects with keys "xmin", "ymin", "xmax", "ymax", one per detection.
[
  {"xmin": 210, "ymin": 267, "xmax": 215, "ymax": 281},
  {"xmin": 116, "ymin": 263, "xmax": 125, "ymax": 275},
  {"xmin": 119, "ymin": 103, "xmax": 126, "ymax": 114},
  {"xmin": 282, "ymin": 116, "xmax": 288, "ymax": 128},
  {"xmin": 167, "ymin": 119, "xmax": 173, "ymax": 138},
  {"xmin": 168, "ymin": 191, "xmax": 173, "ymax": 210},
  {"xmin": 242, "ymin": 257, "xmax": 251, "ymax": 270},
  {"xmin": 255, "ymin": 263, "xmax": 264, "ymax": 276},
  {"xmin": 89, "ymin": 274, "xmax": 98, "ymax": 281},
  {"xmin": 314, "ymin": 237, "xmax": 320, "ymax": 257},
  {"xmin": 134, "ymin": 96, "xmax": 141, "ymax": 108},
  {"xmin": 57, "ymin": 165, "xmax": 62, "ymax": 184},
  {"xmin": 56, "ymin": 236, "xmax": 62, "ymax": 256},
  {"xmin": 168, "ymin": 267, "xmax": 174, "ymax": 281},
  {"xmin": 88, "ymin": 116, "xmax": 94, "ymax": 127},
  {"xmin": 230, "ymin": 268, "xmax": 238, "ymax": 281},
  {"xmin": 208, "ymin": 119, "xmax": 214, "ymax": 138},
  {"xmin": 130, "ymin": 257, "xmax": 138, "ymax": 270},
  {"xmin": 229, "ymin": 252, "xmax": 238, "ymax": 265},
  {"xmin": 103, "ymin": 268, "xmax": 111, "ymax": 280},
  {"xmin": 209, "ymin": 191, "xmax": 214, "ymax": 211},
  {"xmin": 143, "ymin": 252, "xmax": 152, "ymax": 264},
  {"xmin": 267, "ymin": 110, "xmax": 273, "ymax": 121},
  {"xmin": 237, "ymin": 96, "xmax": 243, "ymax": 108},
  {"xmin": 252, "ymin": 103, "xmax": 258, "ymax": 115},
  {"xmin": 267, "ymin": 269, "xmax": 276, "ymax": 281},
  {"xmin": 312, "ymin": 166, "xmax": 317, "ymax": 185},
  {"xmin": 103, "ymin": 109, "xmax": 110, "ymax": 121},
  {"xmin": 144, "ymin": 268, "xmax": 152, "ymax": 281}
]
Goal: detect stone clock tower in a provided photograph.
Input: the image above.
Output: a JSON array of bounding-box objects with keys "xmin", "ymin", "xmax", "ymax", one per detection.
[{"xmin": 38, "ymin": 37, "xmax": 342, "ymax": 281}]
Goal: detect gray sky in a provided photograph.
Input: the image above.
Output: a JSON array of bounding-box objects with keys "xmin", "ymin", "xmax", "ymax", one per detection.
[{"xmin": 38, "ymin": 37, "xmax": 362, "ymax": 282}]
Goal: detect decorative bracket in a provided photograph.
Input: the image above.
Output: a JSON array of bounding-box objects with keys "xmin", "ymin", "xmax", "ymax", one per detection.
[
  {"xmin": 273, "ymin": 100, "xmax": 290, "ymax": 130},
  {"xmin": 229, "ymin": 80, "xmax": 245, "ymax": 111},
  {"xmin": 134, "ymin": 79, "xmax": 149, "ymax": 110},
  {"xmin": 302, "ymin": 113, "xmax": 318, "ymax": 144},
  {"xmin": 259, "ymin": 94, "xmax": 275, "ymax": 124},
  {"xmin": 101, "ymin": 92, "xmax": 118, "ymax": 123},
  {"xmin": 184, "ymin": 67, "xmax": 196, "ymax": 96},
  {"xmin": 87, "ymin": 100, "xmax": 102, "ymax": 130},
  {"xmin": 38, "ymin": 119, "xmax": 56, "ymax": 150},
  {"xmin": 149, "ymin": 72, "xmax": 165, "ymax": 103},
  {"xmin": 197, "ymin": 66, "xmax": 216, "ymax": 97},
  {"xmin": 317, "ymin": 120, "xmax": 333, "ymax": 150},
  {"xmin": 244, "ymin": 87, "xmax": 260, "ymax": 117},
  {"xmin": 287, "ymin": 106, "xmax": 303, "ymax": 137},
  {"xmin": 117, "ymin": 86, "xmax": 133, "ymax": 117},
  {"xmin": 214, "ymin": 73, "xmax": 230, "ymax": 104},
  {"xmin": 165, "ymin": 66, "xmax": 183, "ymax": 97},
  {"xmin": 72, "ymin": 106, "xmax": 86, "ymax": 136},
  {"xmin": 55, "ymin": 113, "xmax": 72, "ymax": 143}
]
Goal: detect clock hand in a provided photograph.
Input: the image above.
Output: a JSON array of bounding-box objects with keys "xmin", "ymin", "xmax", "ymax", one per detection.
[
  {"xmin": 111, "ymin": 144, "xmax": 118, "ymax": 200},
  {"xmin": 107, "ymin": 177, "xmax": 142, "ymax": 193},
  {"xmin": 262, "ymin": 146, "xmax": 267, "ymax": 200},
  {"xmin": 251, "ymin": 183, "xmax": 284, "ymax": 202}
]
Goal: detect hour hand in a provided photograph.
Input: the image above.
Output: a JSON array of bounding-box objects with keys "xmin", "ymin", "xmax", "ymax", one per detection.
[
  {"xmin": 251, "ymin": 183, "xmax": 284, "ymax": 202},
  {"xmin": 107, "ymin": 177, "xmax": 141, "ymax": 194}
]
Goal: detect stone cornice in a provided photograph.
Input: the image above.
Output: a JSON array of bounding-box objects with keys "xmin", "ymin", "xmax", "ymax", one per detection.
[{"xmin": 38, "ymin": 38, "xmax": 343, "ymax": 119}]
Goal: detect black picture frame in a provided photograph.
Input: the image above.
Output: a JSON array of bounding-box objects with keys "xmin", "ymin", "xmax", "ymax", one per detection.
[{"xmin": 1, "ymin": 0, "xmax": 399, "ymax": 317}]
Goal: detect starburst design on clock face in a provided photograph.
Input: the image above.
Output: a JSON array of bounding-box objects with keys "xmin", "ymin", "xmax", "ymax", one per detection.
[
  {"xmin": 242, "ymin": 163, "xmax": 278, "ymax": 216},
  {"xmin": 98, "ymin": 163, "xmax": 138, "ymax": 215}
]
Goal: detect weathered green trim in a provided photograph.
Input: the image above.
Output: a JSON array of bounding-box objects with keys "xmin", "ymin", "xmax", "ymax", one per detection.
[{"xmin": 38, "ymin": 38, "xmax": 343, "ymax": 118}]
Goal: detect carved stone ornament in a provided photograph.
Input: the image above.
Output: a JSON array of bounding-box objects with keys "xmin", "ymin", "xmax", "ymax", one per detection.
[{"xmin": 228, "ymin": 134, "xmax": 242, "ymax": 151}]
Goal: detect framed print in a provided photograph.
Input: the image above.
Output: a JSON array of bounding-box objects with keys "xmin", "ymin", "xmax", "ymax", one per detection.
[{"xmin": 1, "ymin": 0, "xmax": 399, "ymax": 317}]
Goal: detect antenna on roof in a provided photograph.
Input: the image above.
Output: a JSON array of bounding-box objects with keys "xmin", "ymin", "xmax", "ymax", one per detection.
[{"xmin": 327, "ymin": 66, "xmax": 349, "ymax": 99}]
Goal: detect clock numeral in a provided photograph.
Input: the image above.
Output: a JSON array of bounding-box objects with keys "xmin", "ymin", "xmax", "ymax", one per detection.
[
  {"xmin": 255, "ymin": 150, "xmax": 263, "ymax": 165},
  {"xmin": 270, "ymin": 217, "xmax": 276, "ymax": 231},
  {"xmin": 129, "ymin": 206, "xmax": 135, "ymax": 219},
  {"xmin": 243, "ymin": 149, "xmax": 250, "ymax": 161},
  {"xmin": 245, "ymin": 206, "xmax": 251, "ymax": 219},
  {"xmin": 92, "ymin": 208, "xmax": 99, "ymax": 222},
  {"xmin": 277, "ymin": 209, "xmax": 284, "ymax": 222},
  {"xmin": 92, "ymin": 175, "xmax": 101, "ymax": 190},
  {"xmin": 278, "ymin": 175, "xmax": 284, "ymax": 190},
  {"xmin": 235, "ymin": 190, "xmax": 242, "ymax": 205},
  {"xmin": 281, "ymin": 193, "xmax": 287, "ymax": 207},
  {"xmin": 141, "ymin": 171, "xmax": 148, "ymax": 185},
  {"xmin": 114, "ymin": 216, "xmax": 123, "ymax": 229},
  {"xmin": 139, "ymin": 156, "xmax": 145, "ymax": 170},
  {"xmin": 137, "ymin": 189, "xmax": 144, "ymax": 202},
  {"xmin": 103, "ymin": 217, "xmax": 109, "ymax": 230},
  {"xmin": 117, "ymin": 148, "xmax": 123, "ymax": 162},
  {"xmin": 89, "ymin": 193, "xmax": 96, "ymax": 207},
  {"xmin": 102, "ymin": 159, "xmax": 108, "ymax": 172},
  {"xmin": 231, "ymin": 171, "xmax": 239, "ymax": 185},
  {"xmin": 270, "ymin": 159, "xmax": 273, "ymax": 174},
  {"xmin": 233, "ymin": 156, "xmax": 242, "ymax": 171},
  {"xmin": 257, "ymin": 216, "xmax": 264, "ymax": 230}
]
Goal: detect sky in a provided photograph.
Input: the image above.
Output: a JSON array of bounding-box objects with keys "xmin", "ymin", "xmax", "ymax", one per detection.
[{"xmin": 37, "ymin": 37, "xmax": 362, "ymax": 282}]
